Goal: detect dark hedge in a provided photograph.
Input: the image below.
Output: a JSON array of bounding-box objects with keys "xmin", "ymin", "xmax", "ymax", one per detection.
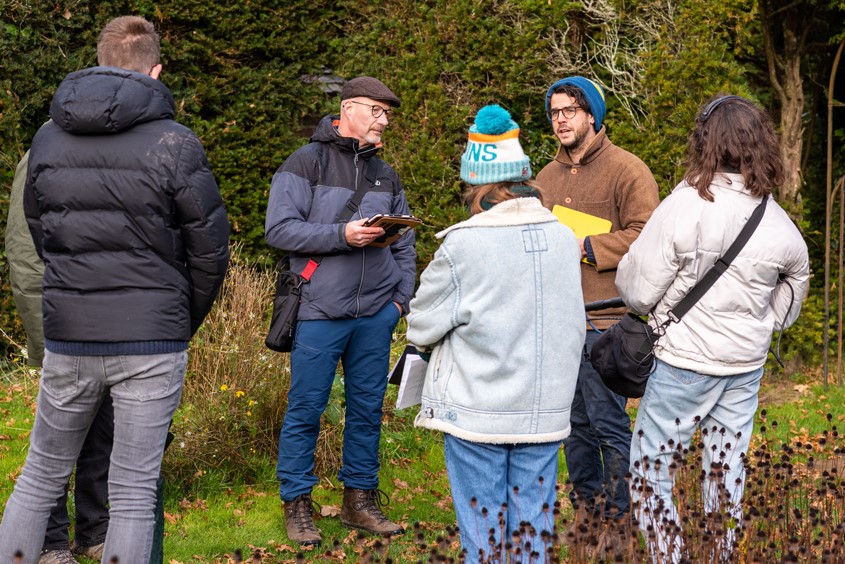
[{"xmin": 1, "ymin": 0, "xmax": 839, "ymax": 367}]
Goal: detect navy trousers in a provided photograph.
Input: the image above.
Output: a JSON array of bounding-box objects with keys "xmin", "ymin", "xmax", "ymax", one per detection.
[
  {"xmin": 563, "ymin": 329, "xmax": 632, "ymax": 518},
  {"xmin": 277, "ymin": 302, "xmax": 400, "ymax": 500}
]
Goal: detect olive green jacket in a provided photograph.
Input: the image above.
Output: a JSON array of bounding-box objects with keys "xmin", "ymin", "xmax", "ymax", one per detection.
[{"xmin": 5, "ymin": 151, "xmax": 45, "ymax": 367}]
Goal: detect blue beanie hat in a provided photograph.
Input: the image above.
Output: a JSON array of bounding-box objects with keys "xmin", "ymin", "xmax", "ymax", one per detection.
[
  {"xmin": 544, "ymin": 76, "xmax": 606, "ymax": 132},
  {"xmin": 460, "ymin": 105, "xmax": 531, "ymax": 185}
]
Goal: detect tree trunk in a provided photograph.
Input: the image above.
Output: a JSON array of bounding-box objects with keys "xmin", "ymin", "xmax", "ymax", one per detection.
[
  {"xmin": 759, "ymin": 0, "xmax": 808, "ymax": 220},
  {"xmin": 776, "ymin": 29, "xmax": 805, "ymax": 219}
]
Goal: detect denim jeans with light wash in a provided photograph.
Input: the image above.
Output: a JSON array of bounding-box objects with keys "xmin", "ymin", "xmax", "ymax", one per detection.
[
  {"xmin": 563, "ymin": 329, "xmax": 632, "ymax": 518},
  {"xmin": 629, "ymin": 359, "xmax": 762, "ymax": 562},
  {"xmin": 444, "ymin": 434, "xmax": 560, "ymax": 564},
  {"xmin": 43, "ymin": 395, "xmax": 113, "ymax": 551},
  {"xmin": 0, "ymin": 350, "xmax": 187, "ymax": 564},
  {"xmin": 277, "ymin": 302, "xmax": 400, "ymax": 501}
]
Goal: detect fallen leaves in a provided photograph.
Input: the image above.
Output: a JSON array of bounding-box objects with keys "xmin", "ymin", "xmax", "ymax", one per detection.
[
  {"xmin": 179, "ymin": 497, "xmax": 209, "ymax": 511},
  {"xmin": 320, "ymin": 504, "xmax": 341, "ymax": 517},
  {"xmin": 793, "ymin": 384, "xmax": 810, "ymax": 395}
]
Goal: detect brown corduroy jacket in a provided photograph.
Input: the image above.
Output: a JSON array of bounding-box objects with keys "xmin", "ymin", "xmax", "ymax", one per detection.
[{"xmin": 537, "ymin": 127, "xmax": 660, "ymax": 330}]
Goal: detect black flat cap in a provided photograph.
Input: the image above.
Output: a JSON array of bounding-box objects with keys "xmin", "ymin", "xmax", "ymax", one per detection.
[{"xmin": 340, "ymin": 76, "xmax": 401, "ymax": 107}]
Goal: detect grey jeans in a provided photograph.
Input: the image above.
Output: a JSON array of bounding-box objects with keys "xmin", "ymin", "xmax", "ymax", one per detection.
[{"xmin": 0, "ymin": 350, "xmax": 186, "ymax": 564}]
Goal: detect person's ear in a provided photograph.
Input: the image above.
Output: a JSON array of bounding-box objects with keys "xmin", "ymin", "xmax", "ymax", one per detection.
[{"xmin": 149, "ymin": 63, "xmax": 162, "ymax": 80}]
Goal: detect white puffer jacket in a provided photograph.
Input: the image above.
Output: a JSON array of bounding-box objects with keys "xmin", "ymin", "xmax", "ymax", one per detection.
[{"xmin": 616, "ymin": 175, "xmax": 809, "ymax": 376}]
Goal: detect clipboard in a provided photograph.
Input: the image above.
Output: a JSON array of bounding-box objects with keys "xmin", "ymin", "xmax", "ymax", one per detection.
[
  {"xmin": 551, "ymin": 205, "xmax": 612, "ymax": 238},
  {"xmin": 364, "ymin": 214, "xmax": 422, "ymax": 248}
]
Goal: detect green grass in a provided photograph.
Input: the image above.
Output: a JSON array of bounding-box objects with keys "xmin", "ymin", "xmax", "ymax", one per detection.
[
  {"xmin": 159, "ymin": 390, "xmax": 460, "ymax": 561},
  {"xmin": 2, "ymin": 364, "xmax": 844, "ymax": 562},
  {"xmin": 0, "ymin": 365, "xmax": 36, "ymax": 489}
]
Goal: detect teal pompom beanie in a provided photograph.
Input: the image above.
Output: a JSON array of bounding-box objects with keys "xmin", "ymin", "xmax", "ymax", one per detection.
[
  {"xmin": 460, "ymin": 105, "xmax": 531, "ymax": 185},
  {"xmin": 545, "ymin": 76, "xmax": 606, "ymax": 132}
]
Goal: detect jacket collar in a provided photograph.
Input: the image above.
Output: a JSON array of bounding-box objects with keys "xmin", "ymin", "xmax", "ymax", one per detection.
[
  {"xmin": 553, "ymin": 125, "xmax": 610, "ymax": 166},
  {"xmin": 310, "ymin": 115, "xmax": 380, "ymax": 159},
  {"xmin": 436, "ymin": 197, "xmax": 557, "ymax": 239},
  {"xmin": 678, "ymin": 173, "xmax": 753, "ymax": 197},
  {"xmin": 711, "ymin": 172, "xmax": 747, "ymax": 193}
]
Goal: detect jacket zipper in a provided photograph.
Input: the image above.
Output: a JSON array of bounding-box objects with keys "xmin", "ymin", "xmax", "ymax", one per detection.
[{"xmin": 353, "ymin": 151, "xmax": 365, "ymax": 317}]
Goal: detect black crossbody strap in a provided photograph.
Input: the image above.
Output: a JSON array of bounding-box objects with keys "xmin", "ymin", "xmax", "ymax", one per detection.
[
  {"xmin": 298, "ymin": 155, "xmax": 379, "ymax": 281},
  {"xmin": 337, "ymin": 157, "xmax": 374, "ymax": 223},
  {"xmin": 667, "ymin": 195, "xmax": 768, "ymax": 322}
]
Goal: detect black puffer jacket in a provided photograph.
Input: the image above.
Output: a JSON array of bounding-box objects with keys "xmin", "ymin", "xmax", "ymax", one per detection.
[{"xmin": 24, "ymin": 67, "xmax": 230, "ymax": 345}]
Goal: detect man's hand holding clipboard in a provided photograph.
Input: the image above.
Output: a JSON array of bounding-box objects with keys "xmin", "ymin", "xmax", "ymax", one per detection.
[{"xmin": 363, "ymin": 214, "xmax": 422, "ymax": 247}]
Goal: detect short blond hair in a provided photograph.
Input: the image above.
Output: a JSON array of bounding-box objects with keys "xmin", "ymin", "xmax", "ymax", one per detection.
[{"xmin": 97, "ymin": 16, "xmax": 160, "ymax": 74}]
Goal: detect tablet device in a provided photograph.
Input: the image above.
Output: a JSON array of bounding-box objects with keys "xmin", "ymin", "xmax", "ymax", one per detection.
[{"xmin": 364, "ymin": 214, "xmax": 422, "ymax": 247}]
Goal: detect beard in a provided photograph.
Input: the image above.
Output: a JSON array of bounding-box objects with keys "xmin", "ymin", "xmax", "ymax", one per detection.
[
  {"xmin": 556, "ymin": 119, "xmax": 592, "ymax": 153},
  {"xmin": 363, "ymin": 129, "xmax": 384, "ymax": 145}
]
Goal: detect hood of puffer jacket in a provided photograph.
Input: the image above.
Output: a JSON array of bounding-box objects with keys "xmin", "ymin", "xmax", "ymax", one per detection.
[{"xmin": 49, "ymin": 66, "xmax": 175, "ymax": 135}]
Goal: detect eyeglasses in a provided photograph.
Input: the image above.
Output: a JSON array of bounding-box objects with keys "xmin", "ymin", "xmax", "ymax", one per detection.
[
  {"xmin": 548, "ymin": 106, "xmax": 581, "ymax": 121},
  {"xmin": 349, "ymin": 100, "xmax": 395, "ymax": 119}
]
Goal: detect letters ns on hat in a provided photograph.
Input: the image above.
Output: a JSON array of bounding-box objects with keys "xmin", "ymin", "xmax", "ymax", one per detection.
[
  {"xmin": 460, "ymin": 104, "xmax": 531, "ymax": 185},
  {"xmin": 340, "ymin": 76, "xmax": 401, "ymax": 108}
]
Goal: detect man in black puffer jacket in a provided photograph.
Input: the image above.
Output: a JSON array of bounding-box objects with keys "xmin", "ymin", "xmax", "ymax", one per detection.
[{"xmin": 0, "ymin": 16, "xmax": 229, "ymax": 564}]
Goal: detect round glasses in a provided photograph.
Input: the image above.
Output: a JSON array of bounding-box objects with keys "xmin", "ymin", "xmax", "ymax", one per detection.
[
  {"xmin": 349, "ymin": 100, "xmax": 395, "ymax": 119},
  {"xmin": 548, "ymin": 106, "xmax": 582, "ymax": 121}
]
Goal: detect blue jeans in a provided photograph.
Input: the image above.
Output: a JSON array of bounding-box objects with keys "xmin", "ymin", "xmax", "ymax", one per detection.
[
  {"xmin": 0, "ymin": 351, "xmax": 186, "ymax": 564},
  {"xmin": 43, "ymin": 395, "xmax": 113, "ymax": 550},
  {"xmin": 444, "ymin": 434, "xmax": 560, "ymax": 564},
  {"xmin": 630, "ymin": 359, "xmax": 762, "ymax": 561},
  {"xmin": 563, "ymin": 329, "xmax": 632, "ymax": 517},
  {"xmin": 277, "ymin": 302, "xmax": 400, "ymax": 500}
]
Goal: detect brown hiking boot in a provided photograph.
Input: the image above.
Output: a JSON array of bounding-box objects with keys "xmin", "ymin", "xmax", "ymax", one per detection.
[
  {"xmin": 340, "ymin": 488, "xmax": 405, "ymax": 536},
  {"xmin": 284, "ymin": 493, "xmax": 322, "ymax": 546}
]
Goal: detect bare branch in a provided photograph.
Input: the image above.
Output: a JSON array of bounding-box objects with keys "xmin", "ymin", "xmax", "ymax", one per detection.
[{"xmin": 545, "ymin": 0, "xmax": 679, "ymax": 127}]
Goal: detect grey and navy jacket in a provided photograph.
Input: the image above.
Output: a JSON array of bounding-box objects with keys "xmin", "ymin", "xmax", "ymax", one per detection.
[
  {"xmin": 265, "ymin": 115, "xmax": 416, "ymax": 320},
  {"xmin": 24, "ymin": 66, "xmax": 230, "ymax": 354}
]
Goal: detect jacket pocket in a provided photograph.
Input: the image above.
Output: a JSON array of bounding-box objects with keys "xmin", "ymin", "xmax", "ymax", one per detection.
[
  {"xmin": 431, "ymin": 336, "xmax": 454, "ymax": 389},
  {"xmin": 578, "ymin": 200, "xmax": 612, "ymax": 223}
]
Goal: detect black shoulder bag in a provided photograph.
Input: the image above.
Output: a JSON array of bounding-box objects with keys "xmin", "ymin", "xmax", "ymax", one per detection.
[
  {"xmin": 265, "ymin": 158, "xmax": 378, "ymax": 352},
  {"xmin": 590, "ymin": 196, "xmax": 768, "ymax": 397}
]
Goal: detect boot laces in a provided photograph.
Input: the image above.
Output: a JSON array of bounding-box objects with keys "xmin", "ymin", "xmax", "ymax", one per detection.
[
  {"xmin": 360, "ymin": 488, "xmax": 391, "ymax": 523},
  {"xmin": 291, "ymin": 493, "xmax": 320, "ymax": 530}
]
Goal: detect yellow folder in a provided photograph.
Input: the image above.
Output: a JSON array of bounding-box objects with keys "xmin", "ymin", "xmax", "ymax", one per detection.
[{"xmin": 552, "ymin": 205, "xmax": 612, "ymax": 238}]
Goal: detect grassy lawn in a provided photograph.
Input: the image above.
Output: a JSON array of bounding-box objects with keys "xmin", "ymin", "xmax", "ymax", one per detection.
[{"xmin": 2, "ymin": 361, "xmax": 844, "ymax": 562}]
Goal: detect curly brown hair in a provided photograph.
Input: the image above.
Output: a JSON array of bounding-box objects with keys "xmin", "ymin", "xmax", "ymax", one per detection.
[
  {"xmin": 684, "ymin": 95, "xmax": 784, "ymax": 201},
  {"xmin": 464, "ymin": 180, "xmax": 545, "ymax": 215}
]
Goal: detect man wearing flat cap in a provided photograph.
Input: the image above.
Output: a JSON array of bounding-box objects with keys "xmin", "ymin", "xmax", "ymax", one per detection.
[
  {"xmin": 537, "ymin": 76, "xmax": 659, "ymax": 530},
  {"xmin": 265, "ymin": 76, "xmax": 414, "ymax": 545}
]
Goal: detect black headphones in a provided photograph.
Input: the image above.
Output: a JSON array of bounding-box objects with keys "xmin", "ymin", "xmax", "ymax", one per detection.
[{"xmin": 699, "ymin": 95, "xmax": 746, "ymax": 122}]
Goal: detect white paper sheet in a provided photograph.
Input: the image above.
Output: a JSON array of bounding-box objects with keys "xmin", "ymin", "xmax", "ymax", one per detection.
[{"xmin": 388, "ymin": 345, "xmax": 428, "ymax": 409}]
